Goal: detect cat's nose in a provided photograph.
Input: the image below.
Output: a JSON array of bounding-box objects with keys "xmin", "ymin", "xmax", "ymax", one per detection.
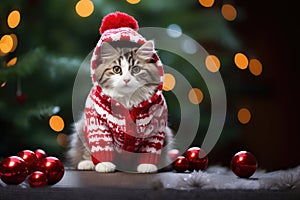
[{"xmin": 123, "ymin": 78, "xmax": 130, "ymax": 84}]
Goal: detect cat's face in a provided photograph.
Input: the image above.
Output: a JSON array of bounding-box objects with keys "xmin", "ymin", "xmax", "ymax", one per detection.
[{"xmin": 95, "ymin": 41, "xmax": 160, "ymax": 99}]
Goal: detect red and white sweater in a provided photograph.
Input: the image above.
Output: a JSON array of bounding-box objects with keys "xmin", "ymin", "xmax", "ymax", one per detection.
[{"xmin": 84, "ymin": 84, "xmax": 167, "ymax": 165}]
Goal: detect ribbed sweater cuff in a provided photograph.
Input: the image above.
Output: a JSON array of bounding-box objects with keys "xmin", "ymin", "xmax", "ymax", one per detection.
[
  {"xmin": 91, "ymin": 151, "xmax": 114, "ymax": 165},
  {"xmin": 137, "ymin": 153, "xmax": 160, "ymax": 165}
]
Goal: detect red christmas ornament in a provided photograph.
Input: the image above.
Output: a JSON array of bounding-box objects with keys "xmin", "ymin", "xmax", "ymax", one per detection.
[
  {"xmin": 16, "ymin": 150, "xmax": 38, "ymax": 174},
  {"xmin": 173, "ymin": 156, "xmax": 189, "ymax": 173},
  {"xmin": 168, "ymin": 149, "xmax": 180, "ymax": 161},
  {"xmin": 28, "ymin": 171, "xmax": 48, "ymax": 187},
  {"xmin": 34, "ymin": 149, "xmax": 47, "ymax": 161},
  {"xmin": 36, "ymin": 156, "xmax": 65, "ymax": 185},
  {"xmin": 0, "ymin": 156, "xmax": 28, "ymax": 184},
  {"xmin": 231, "ymin": 151, "xmax": 257, "ymax": 178},
  {"xmin": 184, "ymin": 147, "xmax": 208, "ymax": 171},
  {"xmin": 16, "ymin": 92, "xmax": 27, "ymax": 104}
]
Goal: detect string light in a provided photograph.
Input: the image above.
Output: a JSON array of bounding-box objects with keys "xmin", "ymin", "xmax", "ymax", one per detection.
[
  {"xmin": 237, "ymin": 108, "xmax": 251, "ymax": 124},
  {"xmin": 234, "ymin": 53, "xmax": 248, "ymax": 70},
  {"xmin": 75, "ymin": 0, "xmax": 94, "ymax": 18},
  {"xmin": 6, "ymin": 57, "xmax": 17, "ymax": 67},
  {"xmin": 10, "ymin": 34, "xmax": 18, "ymax": 52},
  {"xmin": 126, "ymin": 0, "xmax": 141, "ymax": 4},
  {"xmin": 0, "ymin": 35, "xmax": 14, "ymax": 54},
  {"xmin": 221, "ymin": 4, "xmax": 237, "ymax": 21},
  {"xmin": 198, "ymin": 0, "xmax": 214, "ymax": 8},
  {"xmin": 205, "ymin": 55, "xmax": 221, "ymax": 72},
  {"xmin": 249, "ymin": 58, "xmax": 263, "ymax": 76},
  {"xmin": 163, "ymin": 73, "xmax": 176, "ymax": 91},
  {"xmin": 7, "ymin": 10, "xmax": 21, "ymax": 29},
  {"xmin": 188, "ymin": 88, "xmax": 204, "ymax": 104},
  {"xmin": 49, "ymin": 115, "xmax": 65, "ymax": 132},
  {"xmin": 57, "ymin": 133, "xmax": 68, "ymax": 148},
  {"xmin": 1, "ymin": 82, "xmax": 6, "ymax": 88}
]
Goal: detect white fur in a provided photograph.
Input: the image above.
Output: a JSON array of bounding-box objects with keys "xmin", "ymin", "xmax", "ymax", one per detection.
[
  {"xmin": 137, "ymin": 164, "xmax": 158, "ymax": 173},
  {"xmin": 95, "ymin": 162, "xmax": 116, "ymax": 173},
  {"xmin": 77, "ymin": 160, "xmax": 95, "ymax": 170}
]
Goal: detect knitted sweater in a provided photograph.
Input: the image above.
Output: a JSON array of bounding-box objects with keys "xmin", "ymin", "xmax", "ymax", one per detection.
[{"xmin": 84, "ymin": 84, "xmax": 167, "ymax": 165}]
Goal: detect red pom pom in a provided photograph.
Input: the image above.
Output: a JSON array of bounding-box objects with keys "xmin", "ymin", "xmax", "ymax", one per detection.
[{"xmin": 100, "ymin": 12, "xmax": 139, "ymax": 34}]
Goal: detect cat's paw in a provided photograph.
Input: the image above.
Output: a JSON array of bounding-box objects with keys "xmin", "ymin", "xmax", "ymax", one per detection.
[
  {"xmin": 95, "ymin": 162, "xmax": 116, "ymax": 173},
  {"xmin": 77, "ymin": 160, "xmax": 95, "ymax": 170},
  {"xmin": 137, "ymin": 164, "xmax": 158, "ymax": 173}
]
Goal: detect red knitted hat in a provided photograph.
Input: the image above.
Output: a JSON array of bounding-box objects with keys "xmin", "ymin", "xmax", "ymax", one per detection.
[{"xmin": 90, "ymin": 11, "xmax": 164, "ymax": 91}]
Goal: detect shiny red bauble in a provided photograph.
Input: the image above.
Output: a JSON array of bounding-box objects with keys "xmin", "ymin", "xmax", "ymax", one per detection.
[
  {"xmin": 36, "ymin": 156, "xmax": 65, "ymax": 185},
  {"xmin": 34, "ymin": 149, "xmax": 47, "ymax": 161},
  {"xmin": 231, "ymin": 151, "xmax": 257, "ymax": 178},
  {"xmin": 184, "ymin": 147, "xmax": 208, "ymax": 171},
  {"xmin": 0, "ymin": 156, "xmax": 28, "ymax": 184},
  {"xmin": 173, "ymin": 156, "xmax": 189, "ymax": 173},
  {"xmin": 17, "ymin": 150, "xmax": 38, "ymax": 174},
  {"xmin": 28, "ymin": 171, "xmax": 48, "ymax": 187}
]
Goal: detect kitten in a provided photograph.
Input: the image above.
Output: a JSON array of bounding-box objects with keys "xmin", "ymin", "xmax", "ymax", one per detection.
[{"xmin": 67, "ymin": 41, "xmax": 173, "ymax": 173}]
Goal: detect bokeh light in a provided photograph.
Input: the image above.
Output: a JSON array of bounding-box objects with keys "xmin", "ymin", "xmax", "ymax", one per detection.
[
  {"xmin": 7, "ymin": 10, "xmax": 21, "ymax": 29},
  {"xmin": 0, "ymin": 35, "xmax": 14, "ymax": 54},
  {"xmin": 163, "ymin": 73, "xmax": 176, "ymax": 91},
  {"xmin": 49, "ymin": 115, "xmax": 65, "ymax": 132},
  {"xmin": 188, "ymin": 88, "xmax": 204, "ymax": 104},
  {"xmin": 237, "ymin": 108, "xmax": 251, "ymax": 124},
  {"xmin": 75, "ymin": 0, "xmax": 94, "ymax": 18},
  {"xmin": 205, "ymin": 55, "xmax": 221, "ymax": 72},
  {"xmin": 221, "ymin": 4, "xmax": 237, "ymax": 21},
  {"xmin": 126, "ymin": 0, "xmax": 141, "ymax": 4},
  {"xmin": 249, "ymin": 58, "xmax": 263, "ymax": 76},
  {"xmin": 234, "ymin": 53, "xmax": 248, "ymax": 70},
  {"xmin": 167, "ymin": 24, "xmax": 182, "ymax": 38},
  {"xmin": 57, "ymin": 133, "xmax": 68, "ymax": 148},
  {"xmin": 6, "ymin": 57, "xmax": 17, "ymax": 67},
  {"xmin": 198, "ymin": 0, "xmax": 214, "ymax": 8},
  {"xmin": 1, "ymin": 82, "xmax": 6, "ymax": 88},
  {"xmin": 10, "ymin": 34, "xmax": 18, "ymax": 52}
]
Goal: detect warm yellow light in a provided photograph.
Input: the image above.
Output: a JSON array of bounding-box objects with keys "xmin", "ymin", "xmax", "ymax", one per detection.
[
  {"xmin": 10, "ymin": 34, "xmax": 18, "ymax": 52},
  {"xmin": 126, "ymin": 0, "xmax": 141, "ymax": 4},
  {"xmin": 221, "ymin": 4, "xmax": 237, "ymax": 21},
  {"xmin": 199, "ymin": 0, "xmax": 214, "ymax": 8},
  {"xmin": 57, "ymin": 133, "xmax": 68, "ymax": 148},
  {"xmin": 49, "ymin": 115, "xmax": 65, "ymax": 132},
  {"xmin": 249, "ymin": 58, "xmax": 263, "ymax": 76},
  {"xmin": 188, "ymin": 88, "xmax": 204, "ymax": 104},
  {"xmin": 234, "ymin": 53, "xmax": 248, "ymax": 70},
  {"xmin": 1, "ymin": 82, "xmax": 6, "ymax": 88},
  {"xmin": 7, "ymin": 57, "xmax": 17, "ymax": 67},
  {"xmin": 7, "ymin": 10, "xmax": 21, "ymax": 29},
  {"xmin": 163, "ymin": 73, "xmax": 176, "ymax": 91},
  {"xmin": 75, "ymin": 0, "xmax": 94, "ymax": 18},
  {"xmin": 0, "ymin": 35, "xmax": 14, "ymax": 54},
  {"xmin": 205, "ymin": 55, "xmax": 220, "ymax": 72},
  {"xmin": 237, "ymin": 108, "xmax": 251, "ymax": 124}
]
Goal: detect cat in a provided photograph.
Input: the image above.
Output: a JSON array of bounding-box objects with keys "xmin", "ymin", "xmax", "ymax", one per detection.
[{"xmin": 67, "ymin": 41, "xmax": 174, "ymax": 173}]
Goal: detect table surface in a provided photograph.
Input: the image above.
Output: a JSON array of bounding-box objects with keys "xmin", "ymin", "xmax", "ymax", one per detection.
[{"xmin": 1, "ymin": 170, "xmax": 299, "ymax": 200}]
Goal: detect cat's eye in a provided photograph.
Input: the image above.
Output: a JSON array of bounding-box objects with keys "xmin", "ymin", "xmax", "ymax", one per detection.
[
  {"xmin": 131, "ymin": 66, "xmax": 141, "ymax": 74},
  {"xmin": 112, "ymin": 66, "xmax": 122, "ymax": 74}
]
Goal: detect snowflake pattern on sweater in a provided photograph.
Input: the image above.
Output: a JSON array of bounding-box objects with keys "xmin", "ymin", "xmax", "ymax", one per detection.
[{"xmin": 84, "ymin": 85, "xmax": 168, "ymax": 165}]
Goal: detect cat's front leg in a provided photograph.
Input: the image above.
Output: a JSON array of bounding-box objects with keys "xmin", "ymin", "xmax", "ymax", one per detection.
[
  {"xmin": 95, "ymin": 162, "xmax": 116, "ymax": 173},
  {"xmin": 77, "ymin": 160, "xmax": 95, "ymax": 170}
]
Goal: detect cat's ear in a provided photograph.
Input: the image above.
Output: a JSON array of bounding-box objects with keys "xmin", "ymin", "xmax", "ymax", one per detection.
[
  {"xmin": 100, "ymin": 42, "xmax": 119, "ymax": 61},
  {"xmin": 136, "ymin": 40, "xmax": 154, "ymax": 61}
]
